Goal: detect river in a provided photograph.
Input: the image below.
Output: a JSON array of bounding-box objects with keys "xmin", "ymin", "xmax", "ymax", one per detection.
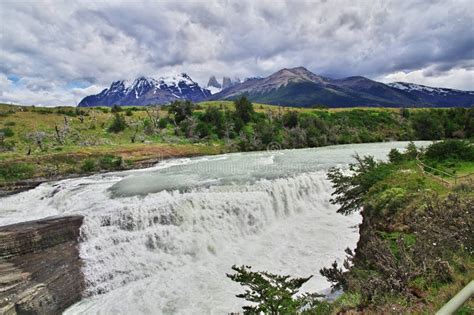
[{"xmin": 0, "ymin": 141, "xmax": 431, "ymax": 314}]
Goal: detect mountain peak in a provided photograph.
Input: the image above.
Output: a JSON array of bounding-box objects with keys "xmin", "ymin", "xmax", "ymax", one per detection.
[
  {"xmin": 211, "ymin": 67, "xmax": 474, "ymax": 107},
  {"xmin": 78, "ymin": 73, "xmax": 211, "ymax": 107}
]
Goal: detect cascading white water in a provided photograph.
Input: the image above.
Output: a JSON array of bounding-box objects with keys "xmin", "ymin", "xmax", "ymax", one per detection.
[{"xmin": 0, "ymin": 142, "xmax": 431, "ymax": 314}]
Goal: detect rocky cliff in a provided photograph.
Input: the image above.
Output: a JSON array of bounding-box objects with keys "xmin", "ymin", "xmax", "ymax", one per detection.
[{"xmin": 0, "ymin": 216, "xmax": 84, "ymax": 314}]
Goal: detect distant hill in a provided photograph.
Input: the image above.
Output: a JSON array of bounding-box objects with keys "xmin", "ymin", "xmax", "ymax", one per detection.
[
  {"xmin": 78, "ymin": 73, "xmax": 211, "ymax": 107},
  {"xmin": 210, "ymin": 67, "xmax": 474, "ymax": 107},
  {"xmin": 78, "ymin": 67, "xmax": 474, "ymax": 107}
]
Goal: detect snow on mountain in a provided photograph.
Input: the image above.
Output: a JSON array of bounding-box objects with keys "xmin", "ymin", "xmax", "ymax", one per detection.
[
  {"xmin": 78, "ymin": 69, "xmax": 474, "ymax": 108},
  {"xmin": 388, "ymin": 82, "xmax": 474, "ymax": 95},
  {"xmin": 78, "ymin": 73, "xmax": 211, "ymax": 107}
]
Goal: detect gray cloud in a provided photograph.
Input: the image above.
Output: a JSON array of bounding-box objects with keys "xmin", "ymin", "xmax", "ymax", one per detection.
[{"xmin": 0, "ymin": 0, "xmax": 473, "ymax": 106}]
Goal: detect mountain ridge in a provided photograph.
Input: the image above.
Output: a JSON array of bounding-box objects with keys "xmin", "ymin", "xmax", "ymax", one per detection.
[
  {"xmin": 78, "ymin": 67, "xmax": 474, "ymax": 107},
  {"xmin": 78, "ymin": 73, "xmax": 211, "ymax": 107},
  {"xmin": 211, "ymin": 67, "xmax": 473, "ymax": 107}
]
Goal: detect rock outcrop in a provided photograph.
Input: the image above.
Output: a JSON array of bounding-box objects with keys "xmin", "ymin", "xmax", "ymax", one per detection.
[{"xmin": 0, "ymin": 216, "xmax": 84, "ymax": 314}]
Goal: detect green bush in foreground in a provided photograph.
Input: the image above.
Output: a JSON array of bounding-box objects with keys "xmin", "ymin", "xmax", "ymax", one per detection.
[{"xmin": 227, "ymin": 265, "xmax": 322, "ymax": 314}]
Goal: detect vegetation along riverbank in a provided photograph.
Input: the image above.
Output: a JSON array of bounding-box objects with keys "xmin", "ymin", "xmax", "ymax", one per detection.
[{"xmin": 1, "ymin": 99, "xmax": 472, "ymax": 191}]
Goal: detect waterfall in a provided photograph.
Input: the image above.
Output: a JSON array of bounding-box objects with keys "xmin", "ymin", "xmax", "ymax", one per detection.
[
  {"xmin": 0, "ymin": 142, "xmax": 431, "ymax": 314},
  {"xmin": 79, "ymin": 171, "xmax": 335, "ymax": 295}
]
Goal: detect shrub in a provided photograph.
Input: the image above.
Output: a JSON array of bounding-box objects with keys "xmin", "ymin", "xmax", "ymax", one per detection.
[
  {"xmin": 4, "ymin": 121, "xmax": 16, "ymax": 126},
  {"xmin": 168, "ymin": 100, "xmax": 195, "ymax": 124},
  {"xmin": 388, "ymin": 148, "xmax": 404, "ymax": 164},
  {"xmin": 0, "ymin": 127, "xmax": 14, "ymax": 137},
  {"xmin": 80, "ymin": 159, "xmax": 96, "ymax": 172},
  {"xmin": 111, "ymin": 105, "xmax": 123, "ymax": 113},
  {"xmin": 424, "ymin": 140, "xmax": 474, "ymax": 161},
  {"xmin": 125, "ymin": 108, "xmax": 133, "ymax": 116},
  {"xmin": 227, "ymin": 265, "xmax": 319, "ymax": 314},
  {"xmin": 234, "ymin": 96, "xmax": 254, "ymax": 124},
  {"xmin": 282, "ymin": 111, "xmax": 299, "ymax": 128},
  {"xmin": 0, "ymin": 163, "xmax": 34, "ymax": 181},
  {"xmin": 107, "ymin": 113, "xmax": 127, "ymax": 133},
  {"xmin": 98, "ymin": 155, "xmax": 122, "ymax": 170},
  {"xmin": 158, "ymin": 117, "xmax": 170, "ymax": 129},
  {"xmin": 327, "ymin": 155, "xmax": 393, "ymax": 215}
]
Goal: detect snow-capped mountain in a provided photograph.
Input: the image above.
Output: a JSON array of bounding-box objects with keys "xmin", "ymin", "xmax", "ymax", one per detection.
[
  {"xmin": 388, "ymin": 82, "xmax": 474, "ymax": 95},
  {"xmin": 78, "ymin": 73, "xmax": 211, "ymax": 107},
  {"xmin": 78, "ymin": 68, "xmax": 474, "ymax": 108},
  {"xmin": 388, "ymin": 82, "xmax": 474, "ymax": 107}
]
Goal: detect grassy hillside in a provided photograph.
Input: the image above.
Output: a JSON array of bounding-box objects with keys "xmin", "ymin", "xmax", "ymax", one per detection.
[
  {"xmin": 0, "ymin": 101, "xmax": 472, "ymax": 188},
  {"xmin": 322, "ymin": 141, "xmax": 474, "ymax": 314}
]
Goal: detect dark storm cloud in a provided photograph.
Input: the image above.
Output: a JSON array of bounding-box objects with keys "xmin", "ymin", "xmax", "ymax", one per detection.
[{"xmin": 0, "ymin": 0, "xmax": 472, "ymax": 106}]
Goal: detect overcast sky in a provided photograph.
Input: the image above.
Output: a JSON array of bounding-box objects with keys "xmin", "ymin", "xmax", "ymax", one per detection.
[{"xmin": 1, "ymin": 0, "xmax": 473, "ymax": 106}]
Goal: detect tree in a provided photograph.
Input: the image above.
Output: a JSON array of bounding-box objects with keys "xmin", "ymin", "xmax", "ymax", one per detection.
[
  {"xmin": 26, "ymin": 131, "xmax": 47, "ymax": 152},
  {"xmin": 168, "ymin": 100, "xmax": 195, "ymax": 124},
  {"xmin": 327, "ymin": 155, "xmax": 392, "ymax": 215},
  {"xmin": 111, "ymin": 104, "xmax": 123, "ymax": 113},
  {"xmin": 405, "ymin": 141, "xmax": 418, "ymax": 159},
  {"xmin": 388, "ymin": 148, "xmax": 404, "ymax": 164},
  {"xmin": 410, "ymin": 110, "xmax": 445, "ymax": 140},
  {"xmin": 145, "ymin": 105, "xmax": 161, "ymax": 129},
  {"xmin": 108, "ymin": 113, "xmax": 127, "ymax": 133},
  {"xmin": 53, "ymin": 116, "xmax": 70, "ymax": 145},
  {"xmin": 129, "ymin": 120, "xmax": 141, "ymax": 143},
  {"xmin": 234, "ymin": 96, "xmax": 254, "ymax": 124},
  {"xmin": 400, "ymin": 107, "xmax": 410, "ymax": 119},
  {"xmin": 227, "ymin": 265, "xmax": 317, "ymax": 315},
  {"xmin": 282, "ymin": 111, "xmax": 299, "ymax": 128}
]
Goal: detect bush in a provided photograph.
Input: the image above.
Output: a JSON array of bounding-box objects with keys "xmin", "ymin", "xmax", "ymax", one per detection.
[
  {"xmin": 168, "ymin": 100, "xmax": 195, "ymax": 124},
  {"xmin": 0, "ymin": 127, "xmax": 14, "ymax": 137},
  {"xmin": 107, "ymin": 113, "xmax": 127, "ymax": 133},
  {"xmin": 98, "ymin": 155, "xmax": 123, "ymax": 170},
  {"xmin": 227, "ymin": 265, "xmax": 319, "ymax": 314},
  {"xmin": 125, "ymin": 108, "xmax": 133, "ymax": 116},
  {"xmin": 327, "ymin": 155, "xmax": 393, "ymax": 215},
  {"xmin": 388, "ymin": 148, "xmax": 404, "ymax": 164},
  {"xmin": 282, "ymin": 111, "xmax": 299, "ymax": 128},
  {"xmin": 81, "ymin": 159, "xmax": 96, "ymax": 172},
  {"xmin": 234, "ymin": 96, "xmax": 254, "ymax": 124},
  {"xmin": 111, "ymin": 105, "xmax": 123, "ymax": 113},
  {"xmin": 0, "ymin": 163, "xmax": 34, "ymax": 181},
  {"xmin": 158, "ymin": 117, "xmax": 170, "ymax": 129},
  {"xmin": 424, "ymin": 140, "xmax": 474, "ymax": 161},
  {"xmin": 4, "ymin": 121, "xmax": 16, "ymax": 126}
]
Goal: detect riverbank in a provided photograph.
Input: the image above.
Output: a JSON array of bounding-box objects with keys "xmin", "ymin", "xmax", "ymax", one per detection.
[
  {"xmin": 321, "ymin": 141, "xmax": 474, "ymax": 314},
  {"xmin": 0, "ymin": 142, "xmax": 228, "ymax": 195}
]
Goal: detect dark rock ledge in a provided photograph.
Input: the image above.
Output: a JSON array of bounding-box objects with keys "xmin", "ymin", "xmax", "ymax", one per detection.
[{"xmin": 0, "ymin": 216, "xmax": 84, "ymax": 314}]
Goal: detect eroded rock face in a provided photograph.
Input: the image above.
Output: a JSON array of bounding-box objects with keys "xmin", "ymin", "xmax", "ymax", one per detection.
[{"xmin": 0, "ymin": 216, "xmax": 84, "ymax": 314}]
